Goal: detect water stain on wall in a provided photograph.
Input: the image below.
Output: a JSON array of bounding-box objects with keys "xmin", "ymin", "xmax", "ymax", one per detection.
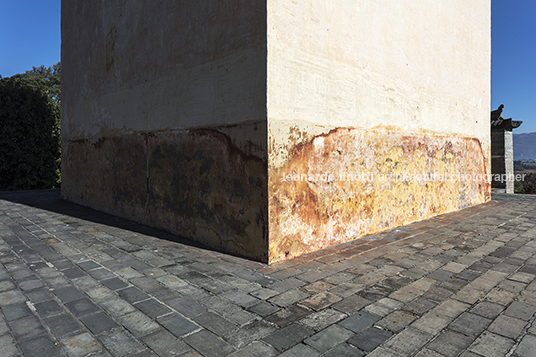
[
  {"xmin": 268, "ymin": 126, "xmax": 490, "ymax": 262},
  {"xmin": 63, "ymin": 128, "xmax": 268, "ymax": 262},
  {"xmin": 63, "ymin": 125, "xmax": 489, "ymax": 264}
]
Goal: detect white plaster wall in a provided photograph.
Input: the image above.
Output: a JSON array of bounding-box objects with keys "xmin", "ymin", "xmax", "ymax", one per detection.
[
  {"xmin": 63, "ymin": 48, "xmax": 266, "ymax": 139},
  {"xmin": 267, "ymin": 0, "xmax": 491, "ymax": 168},
  {"xmin": 62, "ymin": 1, "xmax": 266, "ymax": 141}
]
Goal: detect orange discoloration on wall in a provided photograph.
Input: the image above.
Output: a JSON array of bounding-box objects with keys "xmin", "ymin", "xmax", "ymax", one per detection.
[
  {"xmin": 62, "ymin": 125, "xmax": 489, "ymax": 264},
  {"xmin": 268, "ymin": 126, "xmax": 490, "ymax": 263}
]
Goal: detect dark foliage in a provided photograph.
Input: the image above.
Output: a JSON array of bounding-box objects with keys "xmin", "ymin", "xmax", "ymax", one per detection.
[
  {"xmin": 0, "ymin": 63, "xmax": 61, "ymax": 190},
  {"xmin": 515, "ymin": 172, "xmax": 536, "ymax": 194}
]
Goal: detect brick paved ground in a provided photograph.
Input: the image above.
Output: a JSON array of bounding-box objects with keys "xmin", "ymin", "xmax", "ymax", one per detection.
[{"xmin": 1, "ymin": 190, "xmax": 536, "ymax": 356}]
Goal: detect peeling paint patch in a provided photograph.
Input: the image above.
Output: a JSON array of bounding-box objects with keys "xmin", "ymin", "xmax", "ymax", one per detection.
[
  {"xmin": 268, "ymin": 126, "xmax": 490, "ymax": 263},
  {"xmin": 62, "ymin": 127, "xmax": 268, "ymax": 262}
]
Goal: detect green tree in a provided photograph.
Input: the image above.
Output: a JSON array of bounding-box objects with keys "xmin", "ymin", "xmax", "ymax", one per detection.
[
  {"xmin": 515, "ymin": 172, "xmax": 536, "ymax": 194},
  {"xmin": 0, "ymin": 63, "xmax": 61, "ymax": 190},
  {"xmin": 514, "ymin": 179, "xmax": 525, "ymax": 194},
  {"xmin": 24, "ymin": 63, "xmax": 61, "ymax": 104}
]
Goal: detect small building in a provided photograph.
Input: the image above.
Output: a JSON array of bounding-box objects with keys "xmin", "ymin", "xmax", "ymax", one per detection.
[{"xmin": 491, "ymin": 105, "xmax": 522, "ymax": 193}]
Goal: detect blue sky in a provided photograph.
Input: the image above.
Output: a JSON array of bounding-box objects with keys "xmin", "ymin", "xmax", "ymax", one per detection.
[
  {"xmin": 0, "ymin": 0, "xmax": 60, "ymax": 78},
  {"xmin": 0, "ymin": 0, "xmax": 534, "ymax": 133},
  {"xmin": 491, "ymin": 0, "xmax": 536, "ymax": 133}
]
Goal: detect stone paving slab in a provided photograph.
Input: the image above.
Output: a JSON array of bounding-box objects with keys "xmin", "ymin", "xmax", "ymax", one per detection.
[{"xmin": 1, "ymin": 190, "xmax": 536, "ymax": 356}]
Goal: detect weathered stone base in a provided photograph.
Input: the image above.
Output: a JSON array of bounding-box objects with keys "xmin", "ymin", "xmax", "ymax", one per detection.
[
  {"xmin": 268, "ymin": 126, "xmax": 490, "ymax": 262},
  {"xmin": 62, "ymin": 124, "xmax": 268, "ymax": 262},
  {"xmin": 63, "ymin": 125, "xmax": 489, "ymax": 264}
]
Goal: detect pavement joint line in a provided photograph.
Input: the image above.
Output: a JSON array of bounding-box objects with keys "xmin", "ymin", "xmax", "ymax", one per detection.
[
  {"xmin": 497, "ymin": 212, "xmax": 529, "ymax": 228},
  {"xmin": 506, "ymin": 317, "xmax": 536, "ymax": 356}
]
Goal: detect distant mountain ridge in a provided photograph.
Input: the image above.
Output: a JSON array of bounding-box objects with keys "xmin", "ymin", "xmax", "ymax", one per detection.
[{"xmin": 514, "ymin": 132, "xmax": 536, "ymax": 159}]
